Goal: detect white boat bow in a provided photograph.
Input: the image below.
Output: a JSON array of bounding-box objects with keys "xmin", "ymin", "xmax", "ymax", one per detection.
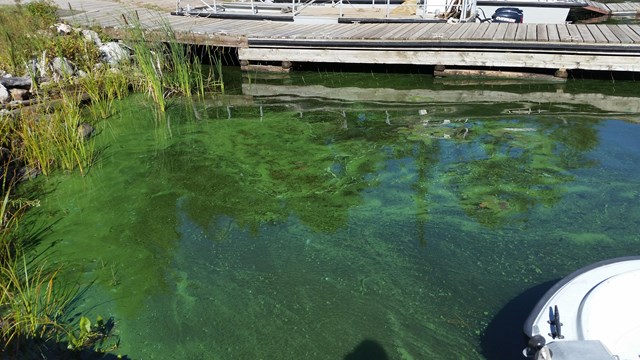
[{"xmin": 523, "ymin": 256, "xmax": 640, "ymax": 360}]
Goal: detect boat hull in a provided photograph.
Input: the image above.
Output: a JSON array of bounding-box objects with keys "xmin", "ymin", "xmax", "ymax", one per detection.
[
  {"xmin": 524, "ymin": 256, "xmax": 640, "ymax": 360},
  {"xmin": 477, "ymin": 4, "xmax": 571, "ymax": 23}
]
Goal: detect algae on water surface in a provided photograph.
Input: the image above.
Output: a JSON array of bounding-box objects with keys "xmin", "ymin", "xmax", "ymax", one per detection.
[{"xmin": 22, "ymin": 73, "xmax": 640, "ymax": 359}]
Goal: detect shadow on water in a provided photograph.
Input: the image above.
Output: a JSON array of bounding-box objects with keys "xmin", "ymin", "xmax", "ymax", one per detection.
[
  {"xmin": 344, "ymin": 339, "xmax": 390, "ymax": 360},
  {"xmin": 5, "ymin": 337, "xmax": 130, "ymax": 360},
  {"xmin": 480, "ymin": 279, "xmax": 559, "ymax": 359}
]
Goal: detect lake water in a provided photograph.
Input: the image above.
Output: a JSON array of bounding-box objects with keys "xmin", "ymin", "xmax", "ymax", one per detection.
[{"xmin": 26, "ymin": 70, "xmax": 640, "ymax": 359}]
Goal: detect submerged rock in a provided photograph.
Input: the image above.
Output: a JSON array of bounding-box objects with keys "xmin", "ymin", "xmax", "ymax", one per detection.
[
  {"xmin": 77, "ymin": 122, "xmax": 95, "ymax": 141},
  {"xmin": 18, "ymin": 165, "xmax": 41, "ymax": 180}
]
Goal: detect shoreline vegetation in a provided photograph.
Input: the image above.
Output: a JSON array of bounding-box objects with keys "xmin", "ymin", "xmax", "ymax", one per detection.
[{"xmin": 0, "ymin": 0, "xmax": 224, "ymax": 357}]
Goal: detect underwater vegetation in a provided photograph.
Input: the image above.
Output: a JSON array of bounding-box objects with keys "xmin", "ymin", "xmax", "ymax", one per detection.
[{"xmin": 10, "ymin": 66, "xmax": 640, "ymax": 359}]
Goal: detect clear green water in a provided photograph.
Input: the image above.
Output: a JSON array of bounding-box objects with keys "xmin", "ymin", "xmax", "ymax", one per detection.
[{"xmin": 25, "ymin": 71, "xmax": 640, "ymax": 359}]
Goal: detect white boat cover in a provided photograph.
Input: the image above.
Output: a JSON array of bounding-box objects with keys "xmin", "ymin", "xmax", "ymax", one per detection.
[{"xmin": 524, "ymin": 257, "xmax": 640, "ymax": 360}]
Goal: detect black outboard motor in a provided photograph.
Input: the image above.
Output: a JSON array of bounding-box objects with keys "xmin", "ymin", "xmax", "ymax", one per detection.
[{"xmin": 491, "ymin": 7, "xmax": 524, "ymax": 23}]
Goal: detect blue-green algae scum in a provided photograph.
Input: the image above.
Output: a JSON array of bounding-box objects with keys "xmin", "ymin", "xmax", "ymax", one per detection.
[{"xmin": 25, "ymin": 70, "xmax": 640, "ymax": 359}]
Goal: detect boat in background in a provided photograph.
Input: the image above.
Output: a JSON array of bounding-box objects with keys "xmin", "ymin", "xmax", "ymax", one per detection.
[
  {"xmin": 523, "ymin": 256, "xmax": 640, "ymax": 360},
  {"xmin": 475, "ymin": 0, "xmax": 591, "ymax": 23},
  {"xmin": 173, "ymin": 0, "xmax": 610, "ymax": 24}
]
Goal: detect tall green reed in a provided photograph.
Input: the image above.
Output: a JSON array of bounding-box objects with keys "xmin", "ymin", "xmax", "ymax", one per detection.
[
  {"xmin": 15, "ymin": 90, "xmax": 95, "ymax": 176},
  {"xmin": 79, "ymin": 66, "xmax": 130, "ymax": 120},
  {"xmin": 0, "ymin": 181, "xmax": 69, "ymax": 351},
  {"xmin": 0, "ymin": 254, "xmax": 71, "ymax": 348},
  {"xmin": 122, "ymin": 13, "xmax": 225, "ymax": 112},
  {"xmin": 123, "ymin": 13, "xmax": 166, "ymax": 112}
]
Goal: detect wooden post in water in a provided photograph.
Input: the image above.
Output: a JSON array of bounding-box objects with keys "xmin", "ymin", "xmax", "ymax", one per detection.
[{"xmin": 554, "ymin": 68, "xmax": 569, "ymax": 79}]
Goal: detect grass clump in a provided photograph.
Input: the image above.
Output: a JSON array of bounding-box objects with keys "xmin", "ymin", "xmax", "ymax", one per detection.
[
  {"xmin": 0, "ymin": 255, "xmax": 70, "ymax": 349},
  {"xmin": 0, "ymin": 184, "xmax": 118, "ymax": 357},
  {"xmin": 0, "ymin": 182, "xmax": 65, "ymax": 355},
  {"xmin": 123, "ymin": 13, "xmax": 224, "ymax": 112},
  {"xmin": 23, "ymin": 0, "xmax": 58, "ymax": 24},
  {"xmin": 0, "ymin": 4, "xmax": 226, "ymax": 354},
  {"xmin": 15, "ymin": 99, "xmax": 94, "ymax": 176},
  {"xmin": 0, "ymin": 0, "xmax": 99, "ymax": 75},
  {"xmin": 0, "ymin": 0, "xmax": 55, "ymax": 74}
]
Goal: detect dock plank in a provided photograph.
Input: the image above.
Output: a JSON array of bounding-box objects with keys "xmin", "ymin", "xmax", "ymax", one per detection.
[
  {"xmin": 536, "ymin": 24, "xmax": 548, "ymax": 41},
  {"xmin": 395, "ymin": 23, "xmax": 431, "ymax": 40},
  {"xmin": 263, "ymin": 23, "xmax": 310, "ymax": 38},
  {"xmin": 617, "ymin": 24, "xmax": 640, "ymax": 43},
  {"xmin": 546, "ymin": 24, "xmax": 560, "ymax": 42},
  {"xmin": 317, "ymin": 24, "xmax": 357, "ymax": 38},
  {"xmin": 414, "ymin": 22, "xmax": 448, "ymax": 39},
  {"xmin": 606, "ymin": 3, "xmax": 624, "ymax": 11},
  {"xmin": 525, "ymin": 24, "xmax": 537, "ymax": 41},
  {"xmin": 503, "ymin": 23, "xmax": 518, "ymax": 41},
  {"xmin": 349, "ymin": 23, "xmax": 384, "ymax": 39},
  {"xmin": 616, "ymin": 2, "xmax": 631, "ymax": 10},
  {"xmin": 600, "ymin": 25, "xmax": 623, "ymax": 43},
  {"xmin": 586, "ymin": 24, "xmax": 609, "ymax": 43},
  {"xmin": 556, "ymin": 25, "xmax": 574, "ymax": 42},
  {"xmin": 358, "ymin": 24, "xmax": 396, "ymax": 39},
  {"xmin": 437, "ymin": 23, "xmax": 463, "ymax": 40},
  {"xmin": 449, "ymin": 23, "xmax": 472, "ymax": 40},
  {"xmin": 460, "ymin": 22, "xmax": 483, "ymax": 39},
  {"xmin": 166, "ymin": 16, "xmax": 202, "ymax": 27},
  {"xmin": 613, "ymin": 2, "xmax": 640, "ymax": 12},
  {"xmin": 194, "ymin": 19, "xmax": 252, "ymax": 34},
  {"xmin": 241, "ymin": 20, "xmax": 289, "ymax": 34},
  {"xmin": 514, "ymin": 24, "xmax": 528, "ymax": 41},
  {"xmin": 492, "ymin": 23, "xmax": 509, "ymax": 40},
  {"xmin": 566, "ymin": 24, "xmax": 584, "ymax": 42},
  {"xmin": 381, "ymin": 23, "xmax": 423, "ymax": 39},
  {"xmin": 608, "ymin": 25, "xmax": 633, "ymax": 43},
  {"xmin": 626, "ymin": 2, "xmax": 639, "ymax": 10},
  {"xmin": 479, "ymin": 23, "xmax": 500, "ymax": 40},
  {"xmin": 272, "ymin": 24, "xmax": 320, "ymax": 38},
  {"xmin": 82, "ymin": 10, "xmax": 123, "ymax": 24},
  {"xmin": 629, "ymin": 24, "xmax": 640, "ymax": 39},
  {"xmin": 576, "ymin": 24, "xmax": 595, "ymax": 43}
]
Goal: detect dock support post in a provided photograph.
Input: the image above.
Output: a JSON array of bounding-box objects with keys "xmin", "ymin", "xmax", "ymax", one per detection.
[
  {"xmin": 433, "ymin": 65, "xmax": 446, "ymax": 77},
  {"xmin": 554, "ymin": 68, "xmax": 568, "ymax": 79},
  {"xmin": 239, "ymin": 60, "xmax": 292, "ymax": 73}
]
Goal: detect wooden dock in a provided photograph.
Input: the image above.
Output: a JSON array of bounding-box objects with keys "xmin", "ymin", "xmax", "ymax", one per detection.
[
  {"xmin": 47, "ymin": 0, "xmax": 640, "ymax": 74},
  {"xmin": 586, "ymin": 0, "xmax": 640, "ymax": 15}
]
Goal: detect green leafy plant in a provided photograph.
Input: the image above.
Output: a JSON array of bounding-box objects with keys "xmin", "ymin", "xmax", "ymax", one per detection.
[
  {"xmin": 46, "ymin": 31, "xmax": 101, "ymax": 72},
  {"xmin": 67, "ymin": 315, "xmax": 117, "ymax": 352}
]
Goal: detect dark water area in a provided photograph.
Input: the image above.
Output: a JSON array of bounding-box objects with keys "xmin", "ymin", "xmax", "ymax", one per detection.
[{"xmin": 23, "ymin": 70, "xmax": 640, "ymax": 359}]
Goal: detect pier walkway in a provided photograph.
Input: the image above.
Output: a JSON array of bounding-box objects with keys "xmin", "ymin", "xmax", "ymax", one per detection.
[
  {"xmin": 7, "ymin": 0, "xmax": 640, "ymax": 74},
  {"xmin": 586, "ymin": 0, "xmax": 640, "ymax": 16}
]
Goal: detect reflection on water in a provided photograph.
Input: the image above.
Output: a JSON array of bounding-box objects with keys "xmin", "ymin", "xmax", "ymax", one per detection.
[{"xmin": 26, "ymin": 71, "xmax": 640, "ymax": 359}]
